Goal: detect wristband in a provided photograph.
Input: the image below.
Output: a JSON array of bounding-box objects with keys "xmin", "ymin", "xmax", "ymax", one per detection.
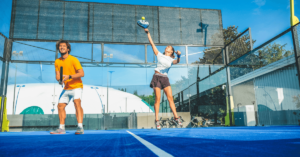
[
  {"xmin": 69, "ymin": 75, "xmax": 72, "ymax": 80},
  {"xmin": 177, "ymin": 54, "xmax": 181, "ymax": 58}
]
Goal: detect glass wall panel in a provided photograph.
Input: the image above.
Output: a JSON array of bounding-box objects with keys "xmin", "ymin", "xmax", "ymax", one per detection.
[
  {"xmin": 195, "ymin": 68, "xmax": 227, "ymax": 126},
  {"xmin": 229, "ymin": 31, "xmax": 294, "ymax": 80},
  {"xmin": 70, "ymin": 43, "xmax": 92, "ymax": 62},
  {"xmin": 92, "ymin": 44, "xmax": 102, "ymax": 62},
  {"xmin": 80, "ymin": 64, "xmax": 104, "ymax": 114},
  {"xmin": 230, "ymin": 29, "xmax": 300, "ymax": 126},
  {"xmin": 104, "ymin": 44, "xmax": 145, "ymax": 63},
  {"xmin": 11, "ymin": 41, "xmax": 94, "ymax": 62},
  {"xmin": 7, "ymin": 62, "xmax": 56, "ymax": 115},
  {"xmin": 173, "ymin": 46, "xmax": 187, "ymax": 64},
  {"xmin": 146, "ymin": 45, "xmax": 155, "ymax": 64},
  {"xmin": 188, "ymin": 47, "xmax": 223, "ymax": 64},
  {"xmin": 188, "ymin": 47, "xmax": 204, "ymax": 64},
  {"xmin": 102, "ymin": 66, "xmax": 149, "ymax": 113},
  {"xmin": 211, "ymin": 65, "xmax": 224, "ymax": 73},
  {"xmin": 227, "ymin": 30, "xmax": 251, "ymax": 63},
  {"xmin": 11, "ymin": 41, "xmax": 56, "ymax": 61}
]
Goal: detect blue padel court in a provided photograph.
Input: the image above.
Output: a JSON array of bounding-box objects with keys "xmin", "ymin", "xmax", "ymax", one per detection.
[
  {"xmin": 0, "ymin": 127, "xmax": 300, "ymax": 157},
  {"xmin": 2, "ymin": 1, "xmax": 300, "ymax": 157}
]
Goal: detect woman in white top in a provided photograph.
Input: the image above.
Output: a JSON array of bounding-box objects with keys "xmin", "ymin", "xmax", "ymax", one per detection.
[{"xmin": 144, "ymin": 28, "xmax": 183, "ymax": 130}]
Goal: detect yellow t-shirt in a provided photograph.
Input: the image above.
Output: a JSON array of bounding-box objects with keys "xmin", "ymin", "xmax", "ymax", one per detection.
[{"xmin": 55, "ymin": 55, "xmax": 83, "ymax": 90}]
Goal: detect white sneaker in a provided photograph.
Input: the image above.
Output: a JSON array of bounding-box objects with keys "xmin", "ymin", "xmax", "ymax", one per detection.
[
  {"xmin": 174, "ymin": 117, "xmax": 183, "ymax": 127},
  {"xmin": 155, "ymin": 120, "xmax": 161, "ymax": 130}
]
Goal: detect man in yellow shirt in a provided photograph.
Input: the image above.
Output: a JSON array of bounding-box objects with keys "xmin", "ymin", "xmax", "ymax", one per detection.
[{"xmin": 50, "ymin": 40, "xmax": 85, "ymax": 135}]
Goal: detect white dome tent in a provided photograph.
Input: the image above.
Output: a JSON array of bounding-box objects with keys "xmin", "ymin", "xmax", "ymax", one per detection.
[{"xmin": 6, "ymin": 83, "xmax": 153, "ymax": 115}]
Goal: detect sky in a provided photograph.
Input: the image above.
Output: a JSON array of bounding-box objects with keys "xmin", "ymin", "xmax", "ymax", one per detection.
[
  {"xmin": 0, "ymin": 0, "xmax": 299, "ymax": 96},
  {"xmin": 1, "ymin": 0, "xmax": 299, "ymax": 46}
]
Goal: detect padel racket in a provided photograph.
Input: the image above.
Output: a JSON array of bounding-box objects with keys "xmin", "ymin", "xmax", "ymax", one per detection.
[
  {"xmin": 137, "ymin": 16, "xmax": 149, "ymax": 28},
  {"xmin": 60, "ymin": 66, "xmax": 63, "ymax": 88}
]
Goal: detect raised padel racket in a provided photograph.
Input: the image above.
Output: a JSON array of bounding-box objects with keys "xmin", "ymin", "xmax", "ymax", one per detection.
[{"xmin": 137, "ymin": 16, "xmax": 149, "ymax": 28}]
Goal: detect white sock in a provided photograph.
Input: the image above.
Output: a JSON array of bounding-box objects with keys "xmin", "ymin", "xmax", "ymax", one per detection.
[
  {"xmin": 59, "ymin": 124, "xmax": 65, "ymax": 130},
  {"xmin": 78, "ymin": 123, "xmax": 83, "ymax": 128}
]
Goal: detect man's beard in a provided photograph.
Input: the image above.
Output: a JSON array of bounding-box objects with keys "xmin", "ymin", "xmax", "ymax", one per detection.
[{"xmin": 60, "ymin": 52, "xmax": 67, "ymax": 55}]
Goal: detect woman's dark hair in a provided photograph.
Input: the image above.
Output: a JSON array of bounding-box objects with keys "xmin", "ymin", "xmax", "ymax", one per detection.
[
  {"xmin": 56, "ymin": 40, "xmax": 71, "ymax": 54},
  {"xmin": 163, "ymin": 45, "xmax": 175, "ymax": 57}
]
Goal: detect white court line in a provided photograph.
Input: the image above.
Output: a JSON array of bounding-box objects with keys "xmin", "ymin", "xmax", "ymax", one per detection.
[{"xmin": 126, "ymin": 131, "xmax": 173, "ymax": 157}]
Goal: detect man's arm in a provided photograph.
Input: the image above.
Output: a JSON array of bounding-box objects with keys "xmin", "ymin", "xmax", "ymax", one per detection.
[
  {"xmin": 62, "ymin": 69, "xmax": 84, "ymax": 81},
  {"xmin": 55, "ymin": 71, "xmax": 60, "ymax": 81}
]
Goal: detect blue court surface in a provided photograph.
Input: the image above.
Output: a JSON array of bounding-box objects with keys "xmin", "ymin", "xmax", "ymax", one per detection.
[{"xmin": 0, "ymin": 126, "xmax": 300, "ymax": 157}]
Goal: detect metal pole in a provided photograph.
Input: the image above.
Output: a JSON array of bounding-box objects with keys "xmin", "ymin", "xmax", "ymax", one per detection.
[
  {"xmin": 12, "ymin": 58, "xmax": 18, "ymax": 115},
  {"xmin": 0, "ymin": 61, "xmax": 9, "ymax": 131},
  {"xmin": 291, "ymin": 25, "xmax": 300, "ymax": 88},
  {"xmin": 14, "ymin": 85, "xmax": 23, "ymax": 113},
  {"xmin": 0, "ymin": 38, "xmax": 11, "ymax": 131},
  {"xmin": 185, "ymin": 46, "xmax": 188, "ymax": 64},
  {"xmin": 107, "ymin": 58, "xmax": 109, "ymax": 113},
  {"xmin": 108, "ymin": 71, "xmax": 114, "ymax": 113},
  {"xmin": 249, "ymin": 27, "xmax": 253, "ymax": 51},
  {"xmin": 145, "ymin": 44, "xmax": 147, "ymax": 63},
  {"xmin": 94, "ymin": 88, "xmax": 104, "ymax": 113},
  {"xmin": 110, "ymin": 72, "xmax": 112, "ymax": 87},
  {"xmin": 225, "ymin": 46, "xmax": 233, "ymax": 126}
]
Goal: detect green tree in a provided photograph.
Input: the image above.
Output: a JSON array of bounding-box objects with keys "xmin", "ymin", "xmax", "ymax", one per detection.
[
  {"xmin": 230, "ymin": 42, "xmax": 294, "ymax": 80},
  {"xmin": 196, "ymin": 26, "xmax": 256, "ymax": 64},
  {"xmin": 133, "ymin": 90, "xmax": 156, "ymax": 107}
]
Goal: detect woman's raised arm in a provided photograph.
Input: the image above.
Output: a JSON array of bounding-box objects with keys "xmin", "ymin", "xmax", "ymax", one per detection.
[{"xmin": 145, "ymin": 29, "xmax": 159, "ymax": 56}]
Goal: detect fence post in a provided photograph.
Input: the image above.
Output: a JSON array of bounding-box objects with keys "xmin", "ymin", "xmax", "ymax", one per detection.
[
  {"xmin": 225, "ymin": 46, "xmax": 234, "ymax": 126},
  {"xmin": 291, "ymin": 24, "xmax": 300, "ymax": 88},
  {"xmin": 0, "ymin": 38, "xmax": 12, "ymax": 132}
]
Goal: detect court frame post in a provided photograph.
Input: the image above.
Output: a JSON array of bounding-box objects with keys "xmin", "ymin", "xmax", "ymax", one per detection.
[
  {"xmin": 224, "ymin": 46, "xmax": 233, "ymax": 126},
  {"xmin": 0, "ymin": 38, "xmax": 12, "ymax": 131},
  {"xmin": 291, "ymin": 23, "xmax": 300, "ymax": 88}
]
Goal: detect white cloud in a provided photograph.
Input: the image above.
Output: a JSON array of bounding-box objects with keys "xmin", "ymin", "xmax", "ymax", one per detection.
[
  {"xmin": 252, "ymin": 0, "xmax": 266, "ymax": 15},
  {"xmin": 253, "ymin": 0, "xmax": 266, "ymax": 7},
  {"xmin": 253, "ymin": 8, "xmax": 261, "ymax": 15}
]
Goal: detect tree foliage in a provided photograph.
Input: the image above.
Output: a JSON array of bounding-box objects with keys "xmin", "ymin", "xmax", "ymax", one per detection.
[
  {"xmin": 133, "ymin": 90, "xmax": 155, "ymax": 107},
  {"xmin": 195, "ymin": 26, "xmax": 256, "ymax": 64},
  {"xmin": 230, "ymin": 42, "xmax": 294, "ymax": 80}
]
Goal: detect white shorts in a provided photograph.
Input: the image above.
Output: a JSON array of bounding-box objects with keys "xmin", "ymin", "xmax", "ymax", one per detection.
[{"xmin": 58, "ymin": 88, "xmax": 83, "ymax": 104}]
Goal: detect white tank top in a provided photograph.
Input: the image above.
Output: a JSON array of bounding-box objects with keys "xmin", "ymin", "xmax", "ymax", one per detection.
[{"xmin": 155, "ymin": 52, "xmax": 175, "ymax": 76}]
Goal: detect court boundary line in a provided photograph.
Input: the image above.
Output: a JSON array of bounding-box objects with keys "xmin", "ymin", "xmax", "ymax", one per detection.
[{"xmin": 126, "ymin": 131, "xmax": 173, "ymax": 157}]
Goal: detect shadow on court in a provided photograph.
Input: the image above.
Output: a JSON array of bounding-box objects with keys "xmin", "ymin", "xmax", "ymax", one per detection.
[{"xmin": 0, "ymin": 127, "xmax": 299, "ymax": 157}]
